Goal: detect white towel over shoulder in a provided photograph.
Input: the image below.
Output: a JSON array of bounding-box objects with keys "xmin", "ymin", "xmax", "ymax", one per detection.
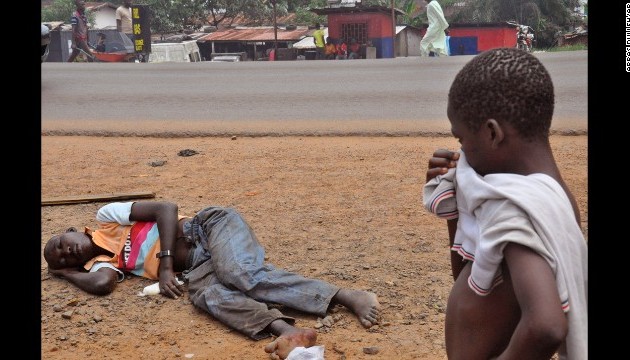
[{"xmin": 453, "ymin": 150, "xmax": 587, "ymax": 360}]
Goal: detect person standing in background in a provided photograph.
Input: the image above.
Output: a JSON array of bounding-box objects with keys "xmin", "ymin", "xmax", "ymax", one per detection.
[
  {"xmin": 420, "ymin": 0, "xmax": 449, "ymax": 57},
  {"xmin": 116, "ymin": 0, "xmax": 133, "ymax": 42},
  {"xmin": 67, "ymin": 0, "xmax": 95, "ymax": 62},
  {"xmin": 312, "ymin": 23, "xmax": 326, "ymax": 60}
]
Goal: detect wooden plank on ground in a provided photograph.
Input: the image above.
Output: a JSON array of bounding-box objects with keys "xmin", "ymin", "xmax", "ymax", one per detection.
[{"xmin": 42, "ymin": 191, "xmax": 156, "ymax": 206}]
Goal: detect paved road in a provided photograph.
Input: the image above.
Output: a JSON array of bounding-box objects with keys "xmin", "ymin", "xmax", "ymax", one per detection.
[{"xmin": 41, "ymin": 51, "xmax": 587, "ymax": 136}]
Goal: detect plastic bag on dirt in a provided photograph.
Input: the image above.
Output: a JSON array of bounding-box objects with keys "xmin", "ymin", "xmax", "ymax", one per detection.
[{"xmin": 286, "ymin": 345, "xmax": 325, "ymax": 360}]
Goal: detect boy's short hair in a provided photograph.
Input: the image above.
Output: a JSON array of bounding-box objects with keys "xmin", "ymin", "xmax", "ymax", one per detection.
[{"xmin": 448, "ymin": 47, "xmax": 554, "ymax": 141}]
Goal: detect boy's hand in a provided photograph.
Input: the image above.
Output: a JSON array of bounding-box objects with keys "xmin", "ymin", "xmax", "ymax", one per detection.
[{"xmin": 426, "ymin": 149, "xmax": 460, "ymax": 182}]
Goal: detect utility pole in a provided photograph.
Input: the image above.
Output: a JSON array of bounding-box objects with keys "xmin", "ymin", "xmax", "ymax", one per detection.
[
  {"xmin": 391, "ymin": 0, "xmax": 396, "ymax": 58},
  {"xmin": 272, "ymin": 0, "xmax": 278, "ymax": 52}
]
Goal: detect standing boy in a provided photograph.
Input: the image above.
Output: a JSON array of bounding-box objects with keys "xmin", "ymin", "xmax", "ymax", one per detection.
[{"xmin": 423, "ymin": 48, "xmax": 587, "ymax": 359}]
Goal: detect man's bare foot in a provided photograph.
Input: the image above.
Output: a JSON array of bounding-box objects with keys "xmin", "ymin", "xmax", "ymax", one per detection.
[
  {"xmin": 332, "ymin": 289, "xmax": 380, "ymax": 328},
  {"xmin": 264, "ymin": 327, "xmax": 317, "ymax": 360}
]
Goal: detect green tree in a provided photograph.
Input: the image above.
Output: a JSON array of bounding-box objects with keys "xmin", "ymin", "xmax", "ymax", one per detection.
[
  {"xmin": 144, "ymin": 0, "xmax": 208, "ymax": 35},
  {"xmin": 201, "ymin": 1, "xmax": 285, "ymax": 27},
  {"xmin": 292, "ymin": 0, "xmax": 327, "ymax": 25},
  {"xmin": 445, "ymin": 0, "xmax": 583, "ymax": 48},
  {"xmin": 41, "ymin": 0, "xmax": 95, "ymax": 24}
]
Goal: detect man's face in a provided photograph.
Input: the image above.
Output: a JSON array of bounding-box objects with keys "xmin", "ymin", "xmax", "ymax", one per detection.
[
  {"xmin": 45, "ymin": 230, "xmax": 93, "ymax": 269},
  {"xmin": 124, "ymin": 0, "xmax": 132, "ymax": 7},
  {"xmin": 76, "ymin": 0, "xmax": 86, "ymax": 11}
]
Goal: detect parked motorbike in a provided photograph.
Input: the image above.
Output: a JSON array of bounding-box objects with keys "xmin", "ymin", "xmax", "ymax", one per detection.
[
  {"xmin": 506, "ymin": 21, "xmax": 535, "ymax": 52},
  {"xmin": 515, "ymin": 24, "xmax": 535, "ymax": 52}
]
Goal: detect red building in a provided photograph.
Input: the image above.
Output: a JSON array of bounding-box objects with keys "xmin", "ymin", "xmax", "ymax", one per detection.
[
  {"xmin": 312, "ymin": 5, "xmax": 404, "ymax": 59},
  {"xmin": 422, "ymin": 22, "xmax": 518, "ymax": 55}
]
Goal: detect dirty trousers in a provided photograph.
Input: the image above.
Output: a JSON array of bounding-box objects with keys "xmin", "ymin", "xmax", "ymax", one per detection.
[{"xmin": 182, "ymin": 207, "xmax": 340, "ymax": 340}]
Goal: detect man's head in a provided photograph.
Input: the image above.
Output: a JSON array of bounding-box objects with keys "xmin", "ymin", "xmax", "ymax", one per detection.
[
  {"xmin": 75, "ymin": 0, "xmax": 86, "ymax": 11},
  {"xmin": 44, "ymin": 227, "xmax": 94, "ymax": 270},
  {"xmin": 124, "ymin": 0, "xmax": 132, "ymax": 7},
  {"xmin": 315, "ymin": 23, "xmax": 320, "ymax": 29},
  {"xmin": 447, "ymin": 48, "xmax": 554, "ymax": 173}
]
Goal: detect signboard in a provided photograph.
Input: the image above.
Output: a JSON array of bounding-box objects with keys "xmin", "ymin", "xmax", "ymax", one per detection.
[{"xmin": 131, "ymin": 5, "xmax": 151, "ymax": 54}]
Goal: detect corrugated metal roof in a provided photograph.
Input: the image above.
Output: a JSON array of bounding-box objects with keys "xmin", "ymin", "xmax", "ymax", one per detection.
[
  {"xmin": 198, "ymin": 27, "xmax": 311, "ymax": 42},
  {"xmin": 311, "ymin": 5, "xmax": 404, "ymax": 16},
  {"xmin": 218, "ymin": 13, "xmax": 298, "ymax": 27}
]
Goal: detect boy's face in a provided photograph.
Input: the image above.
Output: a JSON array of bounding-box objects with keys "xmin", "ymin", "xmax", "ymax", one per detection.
[
  {"xmin": 447, "ymin": 102, "xmax": 495, "ymax": 176},
  {"xmin": 45, "ymin": 230, "xmax": 93, "ymax": 269}
]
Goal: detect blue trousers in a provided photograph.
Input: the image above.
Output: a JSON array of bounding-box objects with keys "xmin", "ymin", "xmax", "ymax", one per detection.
[{"xmin": 182, "ymin": 207, "xmax": 339, "ymax": 340}]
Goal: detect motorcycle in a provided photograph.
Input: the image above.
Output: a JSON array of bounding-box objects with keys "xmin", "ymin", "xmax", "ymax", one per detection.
[{"xmin": 515, "ymin": 24, "xmax": 535, "ymax": 52}]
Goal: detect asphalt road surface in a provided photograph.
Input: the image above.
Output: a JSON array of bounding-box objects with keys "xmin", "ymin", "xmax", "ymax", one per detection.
[{"xmin": 41, "ymin": 51, "xmax": 587, "ymax": 137}]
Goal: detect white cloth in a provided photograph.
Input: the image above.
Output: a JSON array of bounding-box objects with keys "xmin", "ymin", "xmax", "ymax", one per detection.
[
  {"xmin": 420, "ymin": 1, "xmax": 449, "ymax": 56},
  {"xmin": 451, "ymin": 150, "xmax": 587, "ymax": 360},
  {"xmin": 422, "ymin": 167, "xmax": 458, "ymax": 220},
  {"xmin": 95, "ymin": 201, "xmax": 134, "ymax": 225}
]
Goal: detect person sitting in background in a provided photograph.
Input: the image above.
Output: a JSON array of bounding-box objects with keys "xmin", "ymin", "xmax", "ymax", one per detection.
[
  {"xmin": 95, "ymin": 32, "xmax": 107, "ymax": 52},
  {"xmin": 335, "ymin": 39, "xmax": 347, "ymax": 60},
  {"xmin": 347, "ymin": 38, "xmax": 361, "ymax": 59},
  {"xmin": 324, "ymin": 37, "xmax": 337, "ymax": 60}
]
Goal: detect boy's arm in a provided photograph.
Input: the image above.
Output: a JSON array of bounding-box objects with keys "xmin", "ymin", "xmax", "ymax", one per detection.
[
  {"xmin": 128, "ymin": 201, "xmax": 183, "ymax": 299},
  {"xmin": 426, "ymin": 149, "xmax": 464, "ymax": 280},
  {"xmin": 497, "ymin": 243, "xmax": 568, "ymax": 359},
  {"xmin": 49, "ymin": 267, "xmax": 118, "ymax": 295},
  {"xmin": 447, "ymin": 219, "xmax": 465, "ymax": 280}
]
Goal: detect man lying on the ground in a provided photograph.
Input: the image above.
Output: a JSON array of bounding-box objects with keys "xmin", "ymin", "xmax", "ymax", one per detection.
[{"xmin": 44, "ymin": 201, "xmax": 380, "ymax": 360}]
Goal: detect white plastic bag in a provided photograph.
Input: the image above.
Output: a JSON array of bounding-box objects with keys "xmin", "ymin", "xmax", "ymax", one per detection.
[
  {"xmin": 138, "ymin": 279, "xmax": 184, "ymax": 296},
  {"xmin": 286, "ymin": 345, "xmax": 325, "ymax": 360}
]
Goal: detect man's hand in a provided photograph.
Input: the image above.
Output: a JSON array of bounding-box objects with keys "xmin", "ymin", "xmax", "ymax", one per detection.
[
  {"xmin": 48, "ymin": 266, "xmax": 119, "ymax": 295},
  {"xmin": 49, "ymin": 267, "xmax": 80, "ymax": 278},
  {"xmin": 158, "ymin": 269, "xmax": 184, "ymax": 299},
  {"xmin": 426, "ymin": 149, "xmax": 459, "ymax": 182}
]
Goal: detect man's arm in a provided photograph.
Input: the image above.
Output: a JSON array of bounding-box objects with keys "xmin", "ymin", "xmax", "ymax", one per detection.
[
  {"xmin": 496, "ymin": 243, "xmax": 568, "ymax": 359},
  {"xmin": 128, "ymin": 201, "xmax": 183, "ymax": 298},
  {"xmin": 70, "ymin": 24, "xmax": 78, "ymax": 48},
  {"xmin": 116, "ymin": 8, "xmax": 122, "ymax": 32},
  {"xmin": 49, "ymin": 267, "xmax": 118, "ymax": 295}
]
